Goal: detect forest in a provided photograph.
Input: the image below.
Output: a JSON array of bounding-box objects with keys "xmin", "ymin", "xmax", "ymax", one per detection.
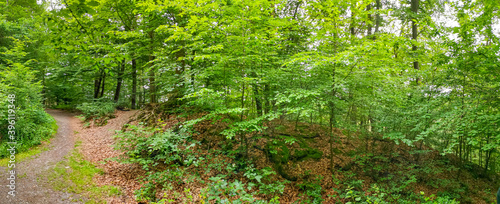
[{"xmin": 0, "ymin": 0, "xmax": 499, "ymax": 203}]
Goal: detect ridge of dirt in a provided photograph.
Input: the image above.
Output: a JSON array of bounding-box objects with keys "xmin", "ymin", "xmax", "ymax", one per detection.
[
  {"xmin": 74, "ymin": 110, "xmax": 141, "ymax": 204},
  {"xmin": 0, "ymin": 109, "xmax": 81, "ymax": 204}
]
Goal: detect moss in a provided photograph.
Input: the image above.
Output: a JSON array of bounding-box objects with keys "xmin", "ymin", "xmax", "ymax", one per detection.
[
  {"xmin": 292, "ymin": 148, "xmax": 323, "ymax": 161},
  {"xmin": 266, "ymin": 141, "xmax": 290, "ymax": 164},
  {"xmin": 308, "ymin": 148, "xmax": 323, "ymax": 160}
]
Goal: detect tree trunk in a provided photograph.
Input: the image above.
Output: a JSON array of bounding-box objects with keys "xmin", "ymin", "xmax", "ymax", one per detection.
[
  {"xmin": 484, "ymin": 148, "xmax": 493, "ymax": 177},
  {"xmin": 149, "ymin": 55, "xmax": 156, "ymax": 103},
  {"xmin": 148, "ymin": 30, "xmax": 156, "ymax": 103},
  {"xmin": 264, "ymin": 83, "xmax": 271, "ymax": 114},
  {"xmin": 329, "ymin": 24, "xmax": 338, "ymax": 174},
  {"xmin": 94, "ymin": 68, "xmax": 103, "ymax": 99},
  {"xmin": 131, "ymin": 58, "xmax": 137, "ymax": 109},
  {"xmin": 375, "ymin": 0, "xmax": 381, "ymax": 33},
  {"xmin": 99, "ymin": 71, "xmax": 106, "ymax": 98},
  {"xmin": 367, "ymin": 4, "xmax": 372, "ymax": 36},
  {"xmin": 114, "ymin": 59, "xmax": 126, "ymax": 102},
  {"xmin": 411, "ymin": 0, "xmax": 420, "ymax": 84},
  {"xmin": 94, "ymin": 78, "xmax": 100, "ymax": 99}
]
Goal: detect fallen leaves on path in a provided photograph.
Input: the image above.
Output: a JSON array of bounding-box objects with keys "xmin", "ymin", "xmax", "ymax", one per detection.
[{"xmin": 74, "ymin": 110, "xmax": 143, "ymax": 204}]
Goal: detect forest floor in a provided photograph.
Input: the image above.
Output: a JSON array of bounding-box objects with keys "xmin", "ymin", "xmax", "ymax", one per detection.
[
  {"xmin": 2, "ymin": 108, "xmax": 497, "ymax": 204},
  {"xmin": 70, "ymin": 109, "xmax": 141, "ymax": 203},
  {"xmin": 115, "ymin": 106, "xmax": 499, "ymax": 204}
]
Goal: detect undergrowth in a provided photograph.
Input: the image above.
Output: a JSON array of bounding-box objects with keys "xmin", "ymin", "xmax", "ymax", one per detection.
[
  {"xmin": 114, "ymin": 122, "xmax": 288, "ymax": 203},
  {"xmin": 76, "ymin": 100, "xmax": 116, "ymax": 126},
  {"xmin": 0, "ymin": 113, "xmax": 57, "ymax": 159},
  {"xmin": 111, "ymin": 106, "xmax": 496, "ymax": 203}
]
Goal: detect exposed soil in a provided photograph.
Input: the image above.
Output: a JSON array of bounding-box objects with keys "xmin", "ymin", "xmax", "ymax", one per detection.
[{"xmin": 0, "ymin": 109, "xmax": 81, "ymax": 204}]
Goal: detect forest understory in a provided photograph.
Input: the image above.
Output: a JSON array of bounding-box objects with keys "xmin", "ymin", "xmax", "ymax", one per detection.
[{"xmin": 76, "ymin": 104, "xmax": 498, "ymax": 204}]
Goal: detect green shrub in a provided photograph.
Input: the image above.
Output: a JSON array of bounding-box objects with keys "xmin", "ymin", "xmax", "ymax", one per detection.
[
  {"xmin": 0, "ymin": 62, "xmax": 57, "ymax": 158},
  {"xmin": 331, "ymin": 177, "xmax": 460, "ymax": 204},
  {"xmin": 114, "ymin": 124, "xmax": 200, "ymax": 201},
  {"xmin": 200, "ymin": 174, "xmax": 281, "ymax": 204},
  {"xmin": 76, "ymin": 100, "xmax": 115, "ymax": 120},
  {"xmin": 296, "ymin": 172, "xmax": 324, "ymax": 204}
]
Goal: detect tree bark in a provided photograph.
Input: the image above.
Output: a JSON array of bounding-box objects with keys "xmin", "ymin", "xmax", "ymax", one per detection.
[
  {"xmin": 149, "ymin": 55, "xmax": 156, "ymax": 103},
  {"xmin": 411, "ymin": 0, "xmax": 420, "ymax": 84},
  {"xmin": 375, "ymin": 0, "xmax": 381, "ymax": 33},
  {"xmin": 367, "ymin": 4, "xmax": 372, "ymax": 36},
  {"xmin": 114, "ymin": 59, "xmax": 126, "ymax": 102},
  {"xmin": 99, "ymin": 71, "xmax": 106, "ymax": 98},
  {"xmin": 148, "ymin": 30, "xmax": 156, "ymax": 103},
  {"xmin": 94, "ymin": 68, "xmax": 104, "ymax": 99},
  {"xmin": 131, "ymin": 58, "xmax": 137, "ymax": 109}
]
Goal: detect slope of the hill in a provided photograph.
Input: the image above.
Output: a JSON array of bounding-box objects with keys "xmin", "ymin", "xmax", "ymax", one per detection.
[{"xmin": 106, "ymin": 104, "xmax": 498, "ymax": 204}]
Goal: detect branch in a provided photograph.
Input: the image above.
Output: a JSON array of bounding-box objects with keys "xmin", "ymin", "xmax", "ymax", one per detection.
[{"xmin": 62, "ymin": 0, "xmax": 94, "ymax": 42}]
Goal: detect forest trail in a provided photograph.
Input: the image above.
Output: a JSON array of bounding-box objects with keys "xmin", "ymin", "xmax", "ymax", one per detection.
[
  {"xmin": 0, "ymin": 109, "xmax": 80, "ymax": 204},
  {"xmin": 73, "ymin": 109, "xmax": 140, "ymax": 204}
]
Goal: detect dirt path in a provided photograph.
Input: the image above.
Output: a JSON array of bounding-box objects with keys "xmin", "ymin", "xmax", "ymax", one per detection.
[
  {"xmin": 0, "ymin": 109, "xmax": 140, "ymax": 204},
  {"xmin": 0, "ymin": 109, "xmax": 80, "ymax": 204}
]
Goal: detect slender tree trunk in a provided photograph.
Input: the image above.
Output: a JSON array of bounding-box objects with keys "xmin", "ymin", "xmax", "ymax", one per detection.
[
  {"xmin": 411, "ymin": 0, "xmax": 420, "ymax": 84},
  {"xmin": 94, "ymin": 68, "xmax": 104, "ymax": 99},
  {"xmin": 264, "ymin": 84, "xmax": 271, "ymax": 114},
  {"xmin": 254, "ymin": 86, "xmax": 262, "ymax": 117},
  {"xmin": 99, "ymin": 71, "xmax": 106, "ymax": 98},
  {"xmin": 148, "ymin": 30, "xmax": 156, "ymax": 103},
  {"xmin": 375, "ymin": 0, "xmax": 381, "ymax": 33},
  {"xmin": 114, "ymin": 59, "xmax": 126, "ymax": 102},
  {"xmin": 173, "ymin": 48, "xmax": 186, "ymax": 102},
  {"xmin": 94, "ymin": 78, "xmax": 100, "ymax": 99},
  {"xmin": 131, "ymin": 58, "xmax": 137, "ymax": 109},
  {"xmin": 139, "ymin": 65, "xmax": 145, "ymax": 106},
  {"xmin": 484, "ymin": 148, "xmax": 493, "ymax": 176},
  {"xmin": 329, "ymin": 24, "xmax": 338, "ymax": 174},
  {"xmin": 367, "ymin": 4, "xmax": 372, "ymax": 36},
  {"xmin": 149, "ymin": 55, "xmax": 156, "ymax": 103},
  {"xmin": 350, "ymin": 12, "xmax": 355, "ymax": 37}
]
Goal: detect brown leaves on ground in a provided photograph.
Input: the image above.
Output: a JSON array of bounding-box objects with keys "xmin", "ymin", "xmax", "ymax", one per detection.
[{"xmin": 74, "ymin": 110, "xmax": 143, "ymax": 204}]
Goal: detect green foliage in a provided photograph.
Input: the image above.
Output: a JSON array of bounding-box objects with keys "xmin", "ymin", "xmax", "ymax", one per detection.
[
  {"xmin": 114, "ymin": 124, "xmax": 198, "ymax": 171},
  {"xmin": 243, "ymin": 166, "xmax": 289, "ymax": 196},
  {"xmin": 114, "ymin": 124, "xmax": 200, "ymax": 201},
  {"xmin": 266, "ymin": 140, "xmax": 290, "ymax": 164},
  {"xmin": 0, "ymin": 12, "xmax": 57, "ymax": 157},
  {"xmin": 332, "ymin": 179, "xmax": 459, "ymax": 204},
  {"xmin": 2, "ymin": 0, "xmax": 500, "ymax": 202},
  {"xmin": 76, "ymin": 100, "xmax": 116, "ymax": 121},
  {"xmin": 295, "ymin": 173, "xmax": 324, "ymax": 204},
  {"xmin": 200, "ymin": 173, "xmax": 282, "ymax": 204}
]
